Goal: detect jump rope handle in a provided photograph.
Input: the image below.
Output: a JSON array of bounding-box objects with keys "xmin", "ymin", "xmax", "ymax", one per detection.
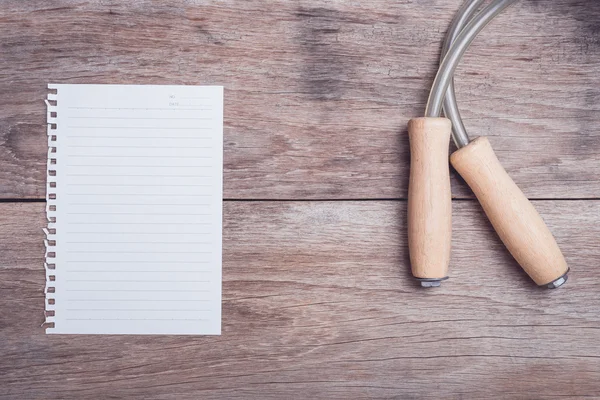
[
  {"xmin": 407, "ymin": 118, "xmax": 453, "ymax": 286},
  {"xmin": 450, "ymin": 137, "xmax": 569, "ymax": 287}
]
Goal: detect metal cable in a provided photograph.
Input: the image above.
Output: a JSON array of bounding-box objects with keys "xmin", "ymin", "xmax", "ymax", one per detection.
[
  {"xmin": 441, "ymin": 0, "xmax": 487, "ymax": 148},
  {"xmin": 425, "ymin": 0, "xmax": 519, "ymax": 150}
]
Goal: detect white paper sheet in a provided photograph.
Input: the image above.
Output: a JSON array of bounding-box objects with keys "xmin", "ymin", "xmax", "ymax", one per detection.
[{"xmin": 45, "ymin": 84, "xmax": 223, "ymax": 334}]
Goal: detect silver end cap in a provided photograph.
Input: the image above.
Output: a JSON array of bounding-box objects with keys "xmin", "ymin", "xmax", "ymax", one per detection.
[
  {"xmin": 547, "ymin": 273, "xmax": 568, "ymax": 289},
  {"xmin": 416, "ymin": 277, "xmax": 448, "ymax": 288},
  {"xmin": 420, "ymin": 280, "xmax": 442, "ymax": 288}
]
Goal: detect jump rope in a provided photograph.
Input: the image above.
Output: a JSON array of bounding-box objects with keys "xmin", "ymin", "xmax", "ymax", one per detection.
[{"xmin": 408, "ymin": 0, "xmax": 570, "ymax": 288}]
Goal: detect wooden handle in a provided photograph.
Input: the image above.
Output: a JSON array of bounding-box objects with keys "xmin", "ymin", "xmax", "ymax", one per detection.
[
  {"xmin": 450, "ymin": 137, "xmax": 568, "ymax": 286},
  {"xmin": 407, "ymin": 117, "xmax": 452, "ymax": 280}
]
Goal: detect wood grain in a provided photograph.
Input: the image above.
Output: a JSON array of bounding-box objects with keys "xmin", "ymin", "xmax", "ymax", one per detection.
[
  {"xmin": 408, "ymin": 118, "xmax": 452, "ymax": 280},
  {"xmin": 0, "ymin": 0, "xmax": 599, "ymax": 199},
  {"xmin": 1, "ymin": 201, "xmax": 600, "ymax": 399},
  {"xmin": 451, "ymin": 137, "xmax": 568, "ymax": 285},
  {"xmin": 2, "ymin": 0, "xmax": 600, "ymax": 398}
]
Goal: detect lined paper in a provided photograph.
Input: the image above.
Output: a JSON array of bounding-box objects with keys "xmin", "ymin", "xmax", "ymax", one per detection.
[{"xmin": 45, "ymin": 84, "xmax": 222, "ymax": 334}]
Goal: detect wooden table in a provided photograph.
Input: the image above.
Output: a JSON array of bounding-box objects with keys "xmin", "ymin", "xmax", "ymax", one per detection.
[{"xmin": 2, "ymin": 1, "xmax": 600, "ymax": 398}]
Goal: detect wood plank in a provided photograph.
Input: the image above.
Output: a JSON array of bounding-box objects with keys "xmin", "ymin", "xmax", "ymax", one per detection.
[
  {"xmin": 0, "ymin": 0, "xmax": 599, "ymax": 199},
  {"xmin": 1, "ymin": 200, "xmax": 599, "ymax": 398}
]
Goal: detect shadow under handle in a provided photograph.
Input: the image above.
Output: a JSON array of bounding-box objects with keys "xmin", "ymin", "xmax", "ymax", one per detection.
[
  {"xmin": 450, "ymin": 137, "xmax": 569, "ymax": 286},
  {"xmin": 407, "ymin": 118, "xmax": 452, "ymax": 283}
]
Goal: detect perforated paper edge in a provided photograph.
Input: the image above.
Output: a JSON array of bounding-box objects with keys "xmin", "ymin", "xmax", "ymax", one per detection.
[{"xmin": 44, "ymin": 84, "xmax": 58, "ymax": 333}]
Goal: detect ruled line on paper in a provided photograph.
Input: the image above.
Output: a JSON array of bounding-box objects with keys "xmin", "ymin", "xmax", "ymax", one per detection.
[
  {"xmin": 70, "ymin": 116, "xmax": 213, "ymax": 120},
  {"xmin": 68, "ymin": 299, "xmax": 212, "ymax": 302},
  {"xmin": 67, "ymin": 208, "xmax": 210, "ymax": 211},
  {"xmin": 66, "ymin": 145, "xmax": 214, "ymax": 148},
  {"xmin": 68, "ymin": 136, "xmax": 213, "ymax": 139},
  {"xmin": 66, "ymin": 289, "xmax": 211, "ymax": 292},
  {"xmin": 65, "ymin": 165, "xmax": 213, "ymax": 168},
  {"xmin": 68, "ymin": 126, "xmax": 212, "ymax": 130},
  {"xmin": 66, "ymin": 173, "xmax": 213, "ymax": 177},
  {"xmin": 65, "ymin": 261, "xmax": 211, "ymax": 263},
  {"xmin": 66, "ymin": 184, "xmax": 213, "ymax": 187},
  {"xmin": 67, "ymin": 107, "xmax": 212, "ymax": 110},
  {"xmin": 66, "ymin": 318, "xmax": 209, "ymax": 321},
  {"xmin": 67, "ymin": 270, "xmax": 213, "ymax": 273},
  {"xmin": 67, "ymin": 308, "xmax": 210, "ymax": 312},
  {"xmin": 68, "ymin": 231, "xmax": 212, "ymax": 236},
  {"xmin": 66, "ymin": 222, "xmax": 213, "ymax": 225},
  {"xmin": 67, "ymin": 183, "xmax": 213, "ymax": 186},
  {"xmin": 66, "ymin": 155, "xmax": 214, "ymax": 159},
  {"xmin": 65, "ymin": 250, "xmax": 211, "ymax": 254},
  {"xmin": 65, "ymin": 231, "xmax": 212, "ymax": 234},
  {"xmin": 66, "ymin": 241, "xmax": 212, "ymax": 244},
  {"xmin": 67, "ymin": 157, "xmax": 214, "ymax": 160},
  {"xmin": 66, "ymin": 193, "xmax": 212, "ymax": 196},
  {"xmin": 66, "ymin": 280, "xmax": 211, "ymax": 283}
]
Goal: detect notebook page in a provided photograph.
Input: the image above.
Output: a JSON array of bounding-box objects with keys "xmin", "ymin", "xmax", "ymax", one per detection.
[{"xmin": 45, "ymin": 84, "xmax": 223, "ymax": 335}]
